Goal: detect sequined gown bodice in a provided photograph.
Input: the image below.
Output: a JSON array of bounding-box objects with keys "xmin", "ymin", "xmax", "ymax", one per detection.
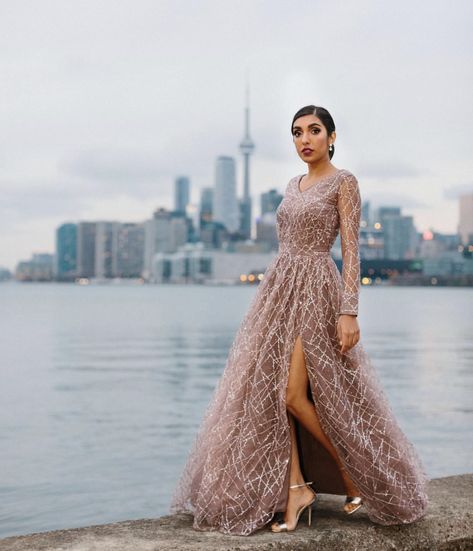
[
  {"xmin": 169, "ymin": 169, "xmax": 429, "ymax": 535},
  {"xmin": 277, "ymin": 172, "xmax": 342, "ymax": 253},
  {"xmin": 276, "ymin": 169, "xmax": 361, "ymax": 315}
]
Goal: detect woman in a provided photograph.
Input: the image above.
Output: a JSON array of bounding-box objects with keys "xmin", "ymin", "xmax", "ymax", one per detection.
[{"xmin": 169, "ymin": 105, "xmax": 429, "ymax": 536}]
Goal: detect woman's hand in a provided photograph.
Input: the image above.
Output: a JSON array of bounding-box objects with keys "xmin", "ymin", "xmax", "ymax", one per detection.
[{"xmin": 337, "ymin": 314, "xmax": 360, "ymax": 354}]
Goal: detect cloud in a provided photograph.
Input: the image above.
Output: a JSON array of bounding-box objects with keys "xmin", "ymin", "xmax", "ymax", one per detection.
[
  {"xmin": 365, "ymin": 192, "xmax": 429, "ymax": 209},
  {"xmin": 443, "ymin": 181, "xmax": 473, "ymax": 200},
  {"xmin": 59, "ymin": 147, "xmax": 169, "ymax": 188},
  {"xmin": 0, "ymin": 185, "xmax": 90, "ymax": 222},
  {"xmin": 357, "ymin": 162, "xmax": 424, "ymax": 181},
  {"xmin": 57, "ymin": 142, "xmax": 239, "ymax": 197},
  {"xmin": 0, "ymin": 0, "xmax": 472, "ymax": 270}
]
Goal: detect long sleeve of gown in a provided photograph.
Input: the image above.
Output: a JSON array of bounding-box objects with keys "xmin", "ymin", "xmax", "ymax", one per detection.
[{"xmin": 337, "ymin": 173, "xmax": 361, "ymax": 316}]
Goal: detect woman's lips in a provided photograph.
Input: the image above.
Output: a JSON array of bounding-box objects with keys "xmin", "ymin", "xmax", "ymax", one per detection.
[{"xmin": 302, "ymin": 149, "xmax": 313, "ymax": 154}]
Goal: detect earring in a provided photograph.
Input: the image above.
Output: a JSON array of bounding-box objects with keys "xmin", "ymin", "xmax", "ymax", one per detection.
[{"xmin": 329, "ymin": 144, "xmax": 334, "ymax": 151}]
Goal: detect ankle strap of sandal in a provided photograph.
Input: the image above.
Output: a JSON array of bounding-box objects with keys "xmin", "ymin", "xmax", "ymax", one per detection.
[{"xmin": 289, "ymin": 481, "xmax": 313, "ymax": 489}]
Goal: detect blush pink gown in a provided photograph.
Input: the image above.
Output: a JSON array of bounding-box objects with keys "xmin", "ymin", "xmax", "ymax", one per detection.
[{"xmin": 169, "ymin": 168, "xmax": 429, "ymax": 535}]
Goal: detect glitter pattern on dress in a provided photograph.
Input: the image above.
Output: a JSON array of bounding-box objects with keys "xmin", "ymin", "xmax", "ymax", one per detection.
[{"xmin": 169, "ymin": 169, "xmax": 429, "ymax": 535}]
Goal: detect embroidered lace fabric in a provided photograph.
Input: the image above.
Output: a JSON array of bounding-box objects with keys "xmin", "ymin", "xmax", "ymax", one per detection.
[{"xmin": 169, "ymin": 169, "xmax": 429, "ymax": 535}]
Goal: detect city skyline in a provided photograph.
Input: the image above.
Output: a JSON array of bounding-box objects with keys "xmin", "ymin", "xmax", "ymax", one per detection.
[
  {"xmin": 4, "ymin": 155, "xmax": 473, "ymax": 272},
  {"xmin": 6, "ymin": 153, "xmax": 473, "ymax": 275},
  {"xmin": 14, "ymin": 171, "xmax": 472, "ymax": 284},
  {"xmin": 1, "ymin": 1, "xmax": 472, "ymax": 271}
]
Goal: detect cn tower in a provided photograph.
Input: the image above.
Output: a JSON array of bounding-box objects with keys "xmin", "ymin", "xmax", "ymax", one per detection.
[{"xmin": 239, "ymin": 80, "xmax": 255, "ymax": 239}]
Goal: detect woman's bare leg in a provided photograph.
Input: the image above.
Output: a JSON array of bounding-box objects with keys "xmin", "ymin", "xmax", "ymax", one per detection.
[
  {"xmin": 270, "ymin": 410, "xmax": 315, "ymax": 530},
  {"xmin": 285, "ymin": 335, "xmax": 360, "ymax": 512},
  {"xmin": 287, "ymin": 411, "xmax": 306, "ymax": 486}
]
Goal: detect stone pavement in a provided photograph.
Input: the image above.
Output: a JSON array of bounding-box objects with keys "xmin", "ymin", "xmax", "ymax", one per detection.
[{"xmin": 1, "ymin": 473, "xmax": 472, "ymax": 550}]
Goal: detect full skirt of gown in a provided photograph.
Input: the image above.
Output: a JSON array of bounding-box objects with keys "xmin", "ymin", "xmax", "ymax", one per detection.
[{"xmin": 169, "ymin": 169, "xmax": 429, "ymax": 535}]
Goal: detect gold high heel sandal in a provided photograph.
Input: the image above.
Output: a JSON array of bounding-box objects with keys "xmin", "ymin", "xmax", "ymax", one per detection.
[
  {"xmin": 344, "ymin": 495, "xmax": 363, "ymax": 514},
  {"xmin": 270, "ymin": 481, "xmax": 317, "ymax": 532},
  {"xmin": 339, "ymin": 465, "xmax": 363, "ymax": 515}
]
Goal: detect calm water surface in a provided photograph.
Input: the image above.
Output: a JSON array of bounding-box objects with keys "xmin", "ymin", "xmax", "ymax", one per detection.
[{"xmin": 0, "ymin": 282, "xmax": 472, "ymax": 538}]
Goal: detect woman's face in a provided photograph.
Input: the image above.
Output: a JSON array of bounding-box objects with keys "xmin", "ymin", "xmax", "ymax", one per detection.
[{"xmin": 291, "ymin": 114, "xmax": 335, "ymax": 163}]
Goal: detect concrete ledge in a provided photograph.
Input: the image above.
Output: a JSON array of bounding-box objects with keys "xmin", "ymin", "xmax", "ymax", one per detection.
[{"xmin": 1, "ymin": 474, "xmax": 472, "ymax": 550}]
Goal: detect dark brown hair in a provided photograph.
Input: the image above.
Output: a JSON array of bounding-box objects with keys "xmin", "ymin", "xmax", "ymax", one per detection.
[{"xmin": 291, "ymin": 105, "xmax": 336, "ymax": 160}]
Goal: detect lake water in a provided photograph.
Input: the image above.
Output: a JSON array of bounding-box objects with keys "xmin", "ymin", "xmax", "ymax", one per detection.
[{"xmin": 0, "ymin": 282, "xmax": 472, "ymax": 539}]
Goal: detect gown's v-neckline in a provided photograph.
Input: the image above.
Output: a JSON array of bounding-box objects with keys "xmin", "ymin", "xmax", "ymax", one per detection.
[{"xmin": 297, "ymin": 168, "xmax": 342, "ymax": 194}]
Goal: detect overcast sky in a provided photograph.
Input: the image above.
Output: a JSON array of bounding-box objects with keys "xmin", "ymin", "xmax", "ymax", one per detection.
[{"xmin": 1, "ymin": 0, "xmax": 472, "ymax": 271}]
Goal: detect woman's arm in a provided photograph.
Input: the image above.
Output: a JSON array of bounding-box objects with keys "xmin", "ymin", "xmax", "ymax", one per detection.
[{"xmin": 337, "ymin": 173, "xmax": 362, "ymax": 317}]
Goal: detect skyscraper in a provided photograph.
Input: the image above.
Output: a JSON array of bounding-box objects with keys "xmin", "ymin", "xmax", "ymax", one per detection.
[
  {"xmin": 77, "ymin": 222, "xmax": 97, "ymax": 278},
  {"xmin": 55, "ymin": 223, "xmax": 77, "ymax": 281},
  {"xmin": 458, "ymin": 193, "xmax": 473, "ymax": 245},
  {"xmin": 377, "ymin": 207, "xmax": 418, "ymax": 260},
  {"xmin": 95, "ymin": 221, "xmax": 118, "ymax": 278},
  {"xmin": 213, "ymin": 156, "xmax": 240, "ymax": 234},
  {"xmin": 239, "ymin": 82, "xmax": 255, "ymax": 239},
  {"xmin": 113, "ymin": 222, "xmax": 145, "ymax": 278},
  {"xmin": 143, "ymin": 208, "xmax": 188, "ymax": 280},
  {"xmin": 175, "ymin": 176, "xmax": 190, "ymax": 214},
  {"xmin": 261, "ymin": 189, "xmax": 283, "ymax": 215},
  {"xmin": 199, "ymin": 187, "xmax": 213, "ymax": 227}
]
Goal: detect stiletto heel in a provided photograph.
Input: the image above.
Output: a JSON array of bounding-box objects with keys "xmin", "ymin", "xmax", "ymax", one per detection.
[
  {"xmin": 339, "ymin": 465, "xmax": 363, "ymax": 514},
  {"xmin": 270, "ymin": 481, "xmax": 317, "ymax": 532}
]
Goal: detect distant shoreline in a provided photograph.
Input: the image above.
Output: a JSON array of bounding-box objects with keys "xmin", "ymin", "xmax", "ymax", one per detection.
[{"xmin": 2, "ymin": 276, "xmax": 473, "ymax": 287}]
